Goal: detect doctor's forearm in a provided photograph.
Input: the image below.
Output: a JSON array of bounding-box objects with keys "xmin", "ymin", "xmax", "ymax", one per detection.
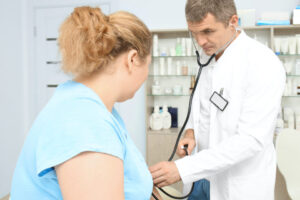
[{"xmin": 175, "ymin": 134, "xmax": 263, "ymax": 184}]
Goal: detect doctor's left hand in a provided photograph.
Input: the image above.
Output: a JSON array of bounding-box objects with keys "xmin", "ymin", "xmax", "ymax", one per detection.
[{"xmin": 149, "ymin": 161, "xmax": 181, "ymax": 187}]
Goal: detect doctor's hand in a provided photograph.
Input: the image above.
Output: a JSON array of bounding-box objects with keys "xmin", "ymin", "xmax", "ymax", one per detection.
[
  {"xmin": 176, "ymin": 129, "xmax": 196, "ymax": 157},
  {"xmin": 149, "ymin": 161, "xmax": 181, "ymax": 188}
]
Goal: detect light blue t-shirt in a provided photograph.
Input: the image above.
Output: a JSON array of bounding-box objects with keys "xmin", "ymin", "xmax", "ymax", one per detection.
[{"xmin": 11, "ymin": 80, "xmax": 153, "ymax": 200}]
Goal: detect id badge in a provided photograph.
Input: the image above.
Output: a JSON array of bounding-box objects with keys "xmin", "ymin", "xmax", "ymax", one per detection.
[{"xmin": 210, "ymin": 91, "xmax": 229, "ymax": 111}]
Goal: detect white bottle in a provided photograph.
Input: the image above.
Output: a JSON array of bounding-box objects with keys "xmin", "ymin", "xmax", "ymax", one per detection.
[
  {"xmin": 186, "ymin": 38, "xmax": 192, "ymax": 56},
  {"xmin": 153, "ymin": 63, "xmax": 159, "ymax": 76},
  {"xmin": 159, "ymin": 58, "xmax": 165, "ymax": 75},
  {"xmin": 181, "ymin": 38, "xmax": 186, "ymax": 56},
  {"xmin": 296, "ymin": 115, "xmax": 300, "ymax": 131},
  {"xmin": 176, "ymin": 61, "xmax": 181, "ymax": 75},
  {"xmin": 149, "ymin": 106, "xmax": 163, "ymax": 130},
  {"xmin": 295, "ymin": 59, "xmax": 300, "ymax": 75},
  {"xmin": 167, "ymin": 57, "xmax": 173, "ymax": 75},
  {"xmin": 153, "ymin": 34, "xmax": 159, "ymax": 57},
  {"xmin": 176, "ymin": 38, "xmax": 182, "ymax": 56},
  {"xmin": 152, "ymin": 80, "xmax": 161, "ymax": 95},
  {"xmin": 161, "ymin": 105, "xmax": 172, "ymax": 129}
]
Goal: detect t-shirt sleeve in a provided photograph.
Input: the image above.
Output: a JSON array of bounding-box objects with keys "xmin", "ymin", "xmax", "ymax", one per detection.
[{"xmin": 35, "ymin": 100, "xmax": 125, "ymax": 178}]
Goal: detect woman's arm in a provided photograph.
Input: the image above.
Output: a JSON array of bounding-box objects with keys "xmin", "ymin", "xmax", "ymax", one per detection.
[{"xmin": 55, "ymin": 151, "xmax": 124, "ymax": 200}]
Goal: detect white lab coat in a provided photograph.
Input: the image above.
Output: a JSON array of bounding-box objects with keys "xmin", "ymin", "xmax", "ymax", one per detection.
[{"xmin": 175, "ymin": 31, "xmax": 286, "ymax": 200}]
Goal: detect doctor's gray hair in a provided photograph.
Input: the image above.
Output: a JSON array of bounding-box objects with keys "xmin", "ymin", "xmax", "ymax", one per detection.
[{"xmin": 185, "ymin": 0, "xmax": 237, "ymax": 26}]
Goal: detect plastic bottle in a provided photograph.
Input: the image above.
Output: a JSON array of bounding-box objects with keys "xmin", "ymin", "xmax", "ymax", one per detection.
[
  {"xmin": 159, "ymin": 58, "xmax": 165, "ymax": 75},
  {"xmin": 181, "ymin": 61, "xmax": 188, "ymax": 75},
  {"xmin": 152, "ymin": 80, "xmax": 161, "ymax": 95},
  {"xmin": 153, "ymin": 34, "xmax": 159, "ymax": 57},
  {"xmin": 149, "ymin": 106, "xmax": 163, "ymax": 130},
  {"xmin": 153, "ymin": 63, "xmax": 159, "ymax": 76},
  {"xmin": 161, "ymin": 105, "xmax": 172, "ymax": 129},
  {"xmin": 176, "ymin": 38, "xmax": 182, "ymax": 56},
  {"xmin": 295, "ymin": 59, "xmax": 300, "ymax": 75},
  {"xmin": 167, "ymin": 57, "xmax": 173, "ymax": 75},
  {"xmin": 296, "ymin": 115, "xmax": 300, "ymax": 131},
  {"xmin": 181, "ymin": 38, "xmax": 186, "ymax": 56},
  {"xmin": 176, "ymin": 61, "xmax": 181, "ymax": 75}
]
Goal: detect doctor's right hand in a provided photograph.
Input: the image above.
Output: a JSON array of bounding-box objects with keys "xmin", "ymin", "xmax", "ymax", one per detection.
[{"xmin": 176, "ymin": 129, "xmax": 195, "ymax": 157}]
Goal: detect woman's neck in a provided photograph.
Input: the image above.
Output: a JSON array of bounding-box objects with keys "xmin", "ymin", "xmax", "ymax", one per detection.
[{"xmin": 74, "ymin": 73, "xmax": 118, "ymax": 112}]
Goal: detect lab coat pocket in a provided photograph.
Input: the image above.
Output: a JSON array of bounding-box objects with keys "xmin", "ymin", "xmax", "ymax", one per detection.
[
  {"xmin": 216, "ymin": 90, "xmax": 232, "ymax": 133},
  {"xmin": 219, "ymin": 89, "xmax": 243, "ymax": 135}
]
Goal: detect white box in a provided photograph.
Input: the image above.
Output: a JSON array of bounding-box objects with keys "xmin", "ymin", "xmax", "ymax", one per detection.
[
  {"xmin": 237, "ymin": 9, "xmax": 256, "ymax": 27},
  {"xmin": 261, "ymin": 11, "xmax": 290, "ymax": 21},
  {"xmin": 293, "ymin": 9, "xmax": 300, "ymax": 24}
]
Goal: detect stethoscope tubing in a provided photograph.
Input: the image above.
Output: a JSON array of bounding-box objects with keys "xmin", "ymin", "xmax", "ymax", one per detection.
[
  {"xmin": 152, "ymin": 27, "xmax": 238, "ymax": 200},
  {"xmin": 152, "ymin": 51, "xmax": 216, "ymax": 200}
]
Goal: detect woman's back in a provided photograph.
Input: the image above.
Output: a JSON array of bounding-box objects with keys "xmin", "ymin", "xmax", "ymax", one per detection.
[{"xmin": 11, "ymin": 81, "xmax": 153, "ymax": 199}]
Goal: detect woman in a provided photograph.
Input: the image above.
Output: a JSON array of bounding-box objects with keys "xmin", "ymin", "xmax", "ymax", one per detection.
[{"xmin": 11, "ymin": 6, "xmax": 161, "ymax": 200}]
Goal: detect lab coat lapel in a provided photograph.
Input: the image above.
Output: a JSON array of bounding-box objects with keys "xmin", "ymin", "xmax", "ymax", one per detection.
[
  {"xmin": 209, "ymin": 60, "xmax": 228, "ymax": 147},
  {"xmin": 209, "ymin": 32, "xmax": 243, "ymax": 147}
]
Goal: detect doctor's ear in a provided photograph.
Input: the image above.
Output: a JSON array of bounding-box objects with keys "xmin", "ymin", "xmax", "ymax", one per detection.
[{"xmin": 229, "ymin": 15, "xmax": 239, "ymax": 28}]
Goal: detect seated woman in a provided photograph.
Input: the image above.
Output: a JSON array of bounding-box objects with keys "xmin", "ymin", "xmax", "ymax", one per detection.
[{"xmin": 11, "ymin": 6, "xmax": 161, "ymax": 200}]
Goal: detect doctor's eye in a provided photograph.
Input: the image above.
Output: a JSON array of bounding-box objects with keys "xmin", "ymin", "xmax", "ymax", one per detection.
[{"xmin": 203, "ymin": 29, "xmax": 214, "ymax": 34}]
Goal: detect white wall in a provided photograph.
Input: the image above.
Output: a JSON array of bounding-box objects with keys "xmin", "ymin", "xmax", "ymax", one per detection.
[
  {"xmin": 113, "ymin": 0, "xmax": 187, "ymax": 30},
  {"xmin": 0, "ymin": 0, "xmax": 300, "ymax": 198},
  {"xmin": 0, "ymin": 0, "xmax": 25, "ymax": 197}
]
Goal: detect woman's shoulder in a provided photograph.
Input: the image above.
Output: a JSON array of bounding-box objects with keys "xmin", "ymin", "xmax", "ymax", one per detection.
[{"xmin": 45, "ymin": 80, "xmax": 114, "ymax": 125}]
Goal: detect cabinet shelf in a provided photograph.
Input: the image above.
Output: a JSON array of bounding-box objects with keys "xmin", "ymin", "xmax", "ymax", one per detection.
[
  {"xmin": 148, "ymin": 127, "xmax": 183, "ymax": 135},
  {"xmin": 148, "ymin": 75, "xmax": 193, "ymax": 77},
  {"xmin": 152, "ymin": 55, "xmax": 196, "ymax": 58},
  {"xmin": 150, "ymin": 25, "xmax": 300, "ymax": 33},
  {"xmin": 278, "ymin": 54, "xmax": 300, "ymax": 57},
  {"xmin": 287, "ymin": 75, "xmax": 300, "ymax": 77},
  {"xmin": 147, "ymin": 94, "xmax": 190, "ymax": 96}
]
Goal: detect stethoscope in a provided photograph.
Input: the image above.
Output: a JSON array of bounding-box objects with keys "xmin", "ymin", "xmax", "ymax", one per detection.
[{"xmin": 152, "ymin": 25, "xmax": 240, "ymax": 200}]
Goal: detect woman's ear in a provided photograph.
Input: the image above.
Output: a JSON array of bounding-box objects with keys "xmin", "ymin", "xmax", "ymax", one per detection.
[{"xmin": 126, "ymin": 49, "xmax": 139, "ymax": 73}]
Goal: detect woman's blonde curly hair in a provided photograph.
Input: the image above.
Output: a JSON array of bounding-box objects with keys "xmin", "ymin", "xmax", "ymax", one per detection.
[{"xmin": 58, "ymin": 6, "xmax": 152, "ymax": 76}]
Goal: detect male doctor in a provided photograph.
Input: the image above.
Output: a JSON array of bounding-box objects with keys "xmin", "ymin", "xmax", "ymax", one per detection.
[{"xmin": 149, "ymin": 0, "xmax": 286, "ymax": 199}]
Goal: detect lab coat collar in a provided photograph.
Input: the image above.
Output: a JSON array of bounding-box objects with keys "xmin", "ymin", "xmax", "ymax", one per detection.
[
  {"xmin": 215, "ymin": 30, "xmax": 246, "ymax": 65},
  {"xmin": 199, "ymin": 30, "xmax": 246, "ymax": 68}
]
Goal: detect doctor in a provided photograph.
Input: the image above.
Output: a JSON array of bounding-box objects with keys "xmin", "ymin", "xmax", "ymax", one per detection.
[{"xmin": 149, "ymin": 0, "xmax": 286, "ymax": 199}]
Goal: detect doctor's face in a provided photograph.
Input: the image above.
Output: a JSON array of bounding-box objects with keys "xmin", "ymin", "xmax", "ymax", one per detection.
[{"xmin": 188, "ymin": 13, "xmax": 238, "ymax": 56}]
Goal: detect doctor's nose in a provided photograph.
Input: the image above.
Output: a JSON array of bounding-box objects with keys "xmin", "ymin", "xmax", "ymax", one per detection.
[{"xmin": 196, "ymin": 36, "xmax": 208, "ymax": 48}]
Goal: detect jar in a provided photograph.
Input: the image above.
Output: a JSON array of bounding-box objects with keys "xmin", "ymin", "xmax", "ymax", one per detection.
[
  {"xmin": 181, "ymin": 61, "xmax": 188, "ymax": 75},
  {"xmin": 173, "ymin": 85, "xmax": 182, "ymax": 95},
  {"xmin": 182, "ymin": 66, "xmax": 188, "ymax": 75},
  {"xmin": 152, "ymin": 80, "xmax": 162, "ymax": 95}
]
